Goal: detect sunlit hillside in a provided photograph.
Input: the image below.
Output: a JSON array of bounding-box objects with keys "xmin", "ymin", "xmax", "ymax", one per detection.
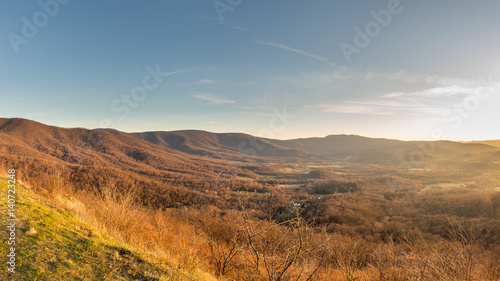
[{"xmin": 1, "ymin": 119, "xmax": 499, "ymax": 280}]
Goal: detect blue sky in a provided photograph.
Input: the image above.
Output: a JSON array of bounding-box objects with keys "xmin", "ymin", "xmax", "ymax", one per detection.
[{"xmin": 1, "ymin": 0, "xmax": 500, "ymax": 140}]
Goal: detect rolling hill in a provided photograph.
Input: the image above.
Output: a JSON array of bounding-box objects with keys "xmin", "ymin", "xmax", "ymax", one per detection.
[
  {"xmin": 2, "ymin": 117, "xmax": 500, "ymax": 172},
  {"xmin": 466, "ymin": 140, "xmax": 500, "ymax": 148},
  {"xmin": 0, "ymin": 118, "xmax": 203, "ymax": 171},
  {"xmin": 131, "ymin": 130, "xmax": 500, "ymax": 165},
  {"xmin": 285, "ymin": 134, "xmax": 499, "ymax": 156},
  {"xmin": 0, "ymin": 118, "xmax": 244, "ymax": 209},
  {"xmin": 132, "ymin": 130, "xmax": 313, "ymax": 160},
  {"xmin": 1, "ymin": 118, "xmax": 500, "ymax": 280},
  {"xmin": 277, "ymin": 135, "xmax": 499, "ymax": 164}
]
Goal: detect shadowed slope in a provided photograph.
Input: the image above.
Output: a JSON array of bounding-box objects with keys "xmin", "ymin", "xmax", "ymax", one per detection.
[
  {"xmin": 0, "ymin": 118, "xmax": 220, "ymax": 173},
  {"xmin": 132, "ymin": 130, "xmax": 313, "ymax": 160}
]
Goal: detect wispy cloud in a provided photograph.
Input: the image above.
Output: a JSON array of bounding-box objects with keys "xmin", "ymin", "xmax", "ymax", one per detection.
[
  {"xmin": 254, "ymin": 39, "xmax": 334, "ymax": 65},
  {"xmin": 416, "ymin": 85, "xmax": 475, "ymax": 97},
  {"xmin": 308, "ymin": 68, "xmax": 460, "ymax": 85},
  {"xmin": 306, "ymin": 102, "xmax": 394, "ymax": 115},
  {"xmin": 360, "ymin": 70, "xmax": 462, "ymax": 86},
  {"xmin": 192, "ymin": 92, "xmax": 235, "ymax": 105},
  {"xmin": 275, "ymin": 68, "xmax": 478, "ymax": 100},
  {"xmin": 197, "ymin": 79, "xmax": 215, "ymax": 84},
  {"xmin": 305, "ymin": 83, "xmax": 489, "ymax": 117},
  {"xmin": 306, "ymin": 99, "xmax": 443, "ymax": 116}
]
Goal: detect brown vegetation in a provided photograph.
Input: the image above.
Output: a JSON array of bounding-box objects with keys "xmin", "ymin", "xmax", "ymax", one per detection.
[{"xmin": 1, "ymin": 118, "xmax": 499, "ymax": 280}]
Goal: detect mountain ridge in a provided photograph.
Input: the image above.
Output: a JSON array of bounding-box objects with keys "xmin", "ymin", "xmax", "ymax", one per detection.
[{"xmin": 2, "ymin": 118, "xmax": 500, "ymax": 165}]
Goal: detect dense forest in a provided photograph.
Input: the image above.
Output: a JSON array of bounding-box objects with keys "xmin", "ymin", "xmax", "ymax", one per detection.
[{"xmin": 1, "ymin": 118, "xmax": 499, "ymax": 280}]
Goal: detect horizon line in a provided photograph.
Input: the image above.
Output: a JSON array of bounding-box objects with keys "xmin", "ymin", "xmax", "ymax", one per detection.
[{"xmin": 1, "ymin": 116, "xmax": 498, "ymax": 143}]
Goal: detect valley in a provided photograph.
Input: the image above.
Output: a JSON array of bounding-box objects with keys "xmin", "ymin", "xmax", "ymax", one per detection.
[{"xmin": 1, "ymin": 118, "xmax": 499, "ymax": 280}]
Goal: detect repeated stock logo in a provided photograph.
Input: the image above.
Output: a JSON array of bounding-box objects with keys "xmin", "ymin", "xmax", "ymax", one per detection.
[{"xmin": 7, "ymin": 0, "xmax": 71, "ymax": 54}]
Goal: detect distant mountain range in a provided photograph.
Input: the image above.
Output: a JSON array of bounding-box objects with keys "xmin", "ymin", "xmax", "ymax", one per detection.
[
  {"xmin": 131, "ymin": 130, "xmax": 312, "ymax": 160},
  {"xmin": 466, "ymin": 140, "xmax": 500, "ymax": 148},
  {"xmin": 0, "ymin": 118, "xmax": 203, "ymax": 170},
  {"xmin": 132, "ymin": 129, "xmax": 500, "ymax": 165},
  {"xmin": 2, "ymin": 118, "xmax": 500, "ymax": 167}
]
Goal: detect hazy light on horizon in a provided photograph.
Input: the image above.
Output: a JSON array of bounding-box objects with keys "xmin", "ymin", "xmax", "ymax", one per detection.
[{"xmin": 1, "ymin": 0, "xmax": 499, "ymax": 141}]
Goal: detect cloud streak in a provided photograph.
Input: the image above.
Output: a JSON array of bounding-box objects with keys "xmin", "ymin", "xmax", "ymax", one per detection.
[
  {"xmin": 192, "ymin": 92, "xmax": 235, "ymax": 105},
  {"xmin": 305, "ymin": 83, "xmax": 490, "ymax": 117},
  {"xmin": 197, "ymin": 79, "xmax": 215, "ymax": 84},
  {"xmin": 254, "ymin": 39, "xmax": 334, "ymax": 65}
]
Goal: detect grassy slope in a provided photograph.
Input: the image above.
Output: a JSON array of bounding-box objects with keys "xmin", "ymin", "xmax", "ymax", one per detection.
[{"xmin": 0, "ymin": 178, "xmax": 208, "ymax": 281}]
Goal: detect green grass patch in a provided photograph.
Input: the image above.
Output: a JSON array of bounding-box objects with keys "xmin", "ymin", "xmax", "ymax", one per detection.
[{"xmin": 0, "ymin": 178, "xmax": 206, "ymax": 280}]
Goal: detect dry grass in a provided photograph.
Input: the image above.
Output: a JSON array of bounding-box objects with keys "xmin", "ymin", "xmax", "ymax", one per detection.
[
  {"xmin": 1, "ymin": 160, "xmax": 498, "ymax": 280},
  {"xmin": 0, "ymin": 177, "xmax": 198, "ymax": 281},
  {"xmin": 27, "ymin": 175, "xmax": 500, "ymax": 281},
  {"xmin": 53, "ymin": 177, "xmax": 216, "ymax": 280}
]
